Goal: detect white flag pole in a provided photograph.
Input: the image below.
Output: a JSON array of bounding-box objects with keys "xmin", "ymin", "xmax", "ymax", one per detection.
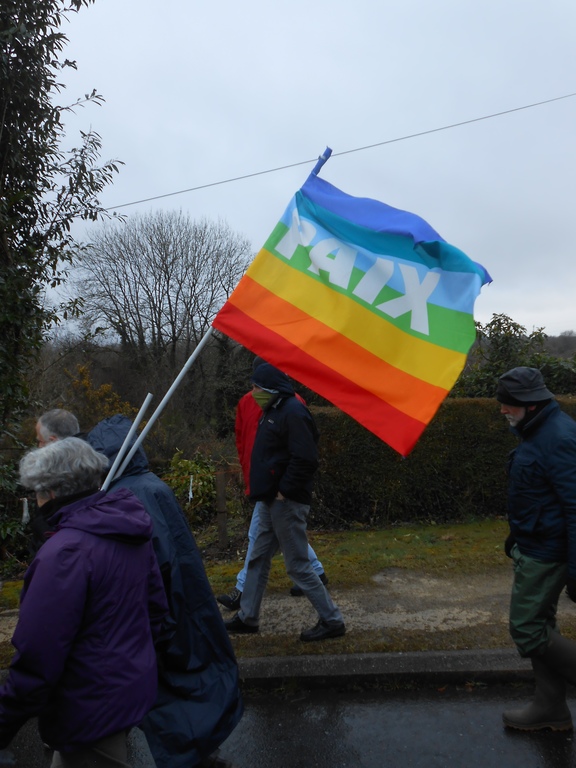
[
  {"xmin": 100, "ymin": 392, "xmax": 154, "ymax": 491},
  {"xmin": 114, "ymin": 327, "xmax": 214, "ymax": 480}
]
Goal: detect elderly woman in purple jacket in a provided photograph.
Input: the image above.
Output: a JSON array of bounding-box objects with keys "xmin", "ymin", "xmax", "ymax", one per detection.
[{"xmin": 0, "ymin": 438, "xmax": 168, "ymax": 768}]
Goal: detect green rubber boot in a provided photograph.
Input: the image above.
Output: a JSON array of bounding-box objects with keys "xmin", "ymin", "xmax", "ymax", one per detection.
[
  {"xmin": 502, "ymin": 657, "xmax": 572, "ymax": 731},
  {"xmin": 542, "ymin": 631, "xmax": 576, "ymax": 685}
]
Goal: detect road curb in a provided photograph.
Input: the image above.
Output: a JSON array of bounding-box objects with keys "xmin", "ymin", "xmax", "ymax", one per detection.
[{"xmin": 237, "ymin": 648, "xmax": 533, "ymax": 688}]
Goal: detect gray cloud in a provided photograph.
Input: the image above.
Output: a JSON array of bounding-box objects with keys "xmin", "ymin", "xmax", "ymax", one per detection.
[{"xmin": 59, "ymin": 0, "xmax": 576, "ymax": 335}]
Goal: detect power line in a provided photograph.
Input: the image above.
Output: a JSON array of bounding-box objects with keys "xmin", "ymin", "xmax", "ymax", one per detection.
[{"xmin": 109, "ymin": 91, "xmax": 576, "ymax": 212}]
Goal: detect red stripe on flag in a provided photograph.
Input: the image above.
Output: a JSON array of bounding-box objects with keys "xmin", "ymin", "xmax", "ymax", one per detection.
[
  {"xmin": 213, "ymin": 302, "xmax": 427, "ymax": 455},
  {"xmin": 221, "ymin": 274, "xmax": 449, "ymax": 423}
]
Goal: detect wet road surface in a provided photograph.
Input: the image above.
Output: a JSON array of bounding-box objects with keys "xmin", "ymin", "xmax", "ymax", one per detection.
[
  {"xmin": 8, "ymin": 681, "xmax": 576, "ymax": 767},
  {"xmin": 217, "ymin": 682, "xmax": 576, "ymax": 768}
]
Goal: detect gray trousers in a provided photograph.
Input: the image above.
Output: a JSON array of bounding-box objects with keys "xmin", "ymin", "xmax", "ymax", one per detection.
[
  {"xmin": 51, "ymin": 730, "xmax": 129, "ymax": 768},
  {"xmin": 238, "ymin": 497, "xmax": 343, "ymax": 626}
]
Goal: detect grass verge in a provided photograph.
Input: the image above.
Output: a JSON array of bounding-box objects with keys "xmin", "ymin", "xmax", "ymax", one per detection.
[
  {"xmin": 5, "ymin": 518, "xmax": 573, "ymax": 662},
  {"xmin": 200, "ymin": 517, "xmax": 512, "ymax": 595},
  {"xmin": 201, "ymin": 517, "xmax": 524, "ymax": 657}
]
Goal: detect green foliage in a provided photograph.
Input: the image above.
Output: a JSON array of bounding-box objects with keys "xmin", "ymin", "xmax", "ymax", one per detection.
[
  {"xmin": 0, "ymin": 461, "xmax": 21, "ymax": 538},
  {"xmin": 310, "ymin": 396, "xmax": 576, "ymax": 528},
  {"xmin": 0, "ymin": 580, "xmax": 22, "ymax": 611},
  {"xmin": 312, "ymin": 399, "xmax": 522, "ymax": 527},
  {"xmin": 0, "ymin": 517, "xmax": 24, "ymax": 543},
  {"xmin": 0, "ymin": 522, "xmax": 28, "ymax": 578},
  {"xmin": 0, "ymin": 462, "xmax": 17, "ymax": 509},
  {"xmin": 0, "ymin": 462, "xmax": 29, "ymax": 577},
  {"xmin": 205, "ymin": 520, "xmax": 510, "ymax": 596},
  {"xmin": 162, "ymin": 450, "xmax": 217, "ymax": 524},
  {"xmin": 526, "ymin": 353, "xmax": 576, "ymax": 396},
  {"xmin": 0, "ymin": 0, "xmax": 121, "ymax": 431},
  {"xmin": 454, "ymin": 313, "xmax": 576, "ymax": 397}
]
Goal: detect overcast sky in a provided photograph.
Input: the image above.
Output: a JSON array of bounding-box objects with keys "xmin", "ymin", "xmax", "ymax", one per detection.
[{"xmin": 58, "ymin": 0, "xmax": 576, "ymax": 336}]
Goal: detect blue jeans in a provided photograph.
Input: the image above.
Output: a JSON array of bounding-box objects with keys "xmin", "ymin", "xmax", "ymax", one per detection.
[
  {"xmin": 236, "ymin": 500, "xmax": 324, "ymax": 591},
  {"xmin": 238, "ymin": 498, "xmax": 343, "ymax": 626}
]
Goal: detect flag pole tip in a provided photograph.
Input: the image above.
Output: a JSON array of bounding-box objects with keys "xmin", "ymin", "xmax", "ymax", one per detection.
[{"xmin": 311, "ymin": 147, "xmax": 333, "ymax": 176}]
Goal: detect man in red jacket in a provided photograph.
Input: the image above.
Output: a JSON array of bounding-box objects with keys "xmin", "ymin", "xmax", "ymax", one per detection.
[{"xmin": 217, "ymin": 357, "xmax": 328, "ymax": 611}]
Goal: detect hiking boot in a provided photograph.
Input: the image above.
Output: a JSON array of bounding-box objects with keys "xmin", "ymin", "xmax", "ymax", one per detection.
[
  {"xmin": 217, "ymin": 587, "xmax": 242, "ymax": 611},
  {"xmin": 224, "ymin": 614, "xmax": 259, "ymax": 634},
  {"xmin": 300, "ymin": 619, "xmax": 346, "ymax": 642},
  {"xmin": 290, "ymin": 572, "xmax": 329, "ymax": 597}
]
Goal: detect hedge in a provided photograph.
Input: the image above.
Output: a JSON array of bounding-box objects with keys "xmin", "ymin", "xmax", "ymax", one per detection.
[{"xmin": 310, "ymin": 397, "xmax": 576, "ymax": 527}]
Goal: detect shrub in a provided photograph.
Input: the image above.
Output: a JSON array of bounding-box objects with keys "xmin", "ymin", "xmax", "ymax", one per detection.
[
  {"xmin": 162, "ymin": 450, "xmax": 217, "ymax": 525},
  {"xmin": 0, "ymin": 462, "xmax": 30, "ymax": 576},
  {"xmin": 311, "ymin": 398, "xmax": 576, "ymax": 528}
]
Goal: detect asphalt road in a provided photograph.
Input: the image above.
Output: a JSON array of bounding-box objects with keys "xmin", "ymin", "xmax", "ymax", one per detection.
[
  {"xmin": 218, "ymin": 682, "xmax": 576, "ymax": 768},
  {"xmin": 7, "ymin": 681, "xmax": 576, "ymax": 768}
]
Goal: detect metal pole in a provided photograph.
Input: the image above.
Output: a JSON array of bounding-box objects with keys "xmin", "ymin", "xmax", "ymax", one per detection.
[{"xmin": 101, "ymin": 392, "xmax": 154, "ymax": 491}]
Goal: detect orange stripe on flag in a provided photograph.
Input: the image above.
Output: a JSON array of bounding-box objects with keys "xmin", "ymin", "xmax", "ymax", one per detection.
[
  {"xmin": 222, "ymin": 275, "xmax": 448, "ymax": 425},
  {"xmin": 213, "ymin": 302, "xmax": 427, "ymax": 455}
]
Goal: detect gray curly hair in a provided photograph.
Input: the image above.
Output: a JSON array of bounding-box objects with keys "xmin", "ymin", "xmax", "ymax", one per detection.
[{"xmin": 19, "ymin": 437, "xmax": 109, "ymax": 498}]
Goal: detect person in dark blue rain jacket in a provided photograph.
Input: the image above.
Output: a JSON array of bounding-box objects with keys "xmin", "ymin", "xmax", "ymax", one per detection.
[
  {"xmin": 87, "ymin": 415, "xmax": 242, "ymax": 768},
  {"xmin": 497, "ymin": 367, "xmax": 576, "ymax": 734}
]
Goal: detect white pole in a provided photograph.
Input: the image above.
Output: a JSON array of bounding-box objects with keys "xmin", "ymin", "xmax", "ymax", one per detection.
[
  {"xmin": 100, "ymin": 392, "xmax": 154, "ymax": 491},
  {"xmin": 114, "ymin": 327, "xmax": 214, "ymax": 480}
]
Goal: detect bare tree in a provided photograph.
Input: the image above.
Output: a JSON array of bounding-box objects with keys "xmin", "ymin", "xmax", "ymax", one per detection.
[{"xmin": 73, "ymin": 211, "xmax": 252, "ymax": 371}]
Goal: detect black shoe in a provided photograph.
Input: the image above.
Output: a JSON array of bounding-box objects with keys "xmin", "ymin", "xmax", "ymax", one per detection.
[
  {"xmin": 217, "ymin": 587, "xmax": 242, "ymax": 611},
  {"xmin": 224, "ymin": 614, "xmax": 259, "ymax": 634},
  {"xmin": 300, "ymin": 619, "xmax": 346, "ymax": 642},
  {"xmin": 290, "ymin": 572, "xmax": 329, "ymax": 597}
]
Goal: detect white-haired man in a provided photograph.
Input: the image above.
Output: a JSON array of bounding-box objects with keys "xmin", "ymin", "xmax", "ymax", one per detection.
[{"xmin": 35, "ymin": 409, "xmax": 79, "ymax": 447}]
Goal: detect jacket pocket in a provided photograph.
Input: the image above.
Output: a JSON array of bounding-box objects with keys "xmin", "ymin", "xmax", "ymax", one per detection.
[
  {"xmin": 509, "ymin": 458, "xmax": 543, "ymax": 533},
  {"xmin": 510, "ymin": 502, "xmax": 541, "ymax": 534}
]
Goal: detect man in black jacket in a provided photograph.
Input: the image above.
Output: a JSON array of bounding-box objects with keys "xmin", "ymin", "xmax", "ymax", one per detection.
[{"xmin": 224, "ymin": 363, "xmax": 345, "ymax": 642}]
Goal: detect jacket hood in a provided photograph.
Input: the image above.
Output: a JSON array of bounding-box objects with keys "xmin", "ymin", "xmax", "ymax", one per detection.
[
  {"xmin": 50, "ymin": 488, "xmax": 153, "ymax": 541},
  {"xmin": 251, "ymin": 363, "xmax": 294, "ymax": 396},
  {"xmin": 87, "ymin": 415, "xmax": 148, "ymax": 478}
]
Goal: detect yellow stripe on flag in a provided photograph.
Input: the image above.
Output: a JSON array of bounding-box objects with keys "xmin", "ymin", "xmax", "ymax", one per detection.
[
  {"xmin": 228, "ymin": 276, "xmax": 453, "ymax": 423},
  {"xmin": 247, "ymin": 249, "xmax": 466, "ymax": 390}
]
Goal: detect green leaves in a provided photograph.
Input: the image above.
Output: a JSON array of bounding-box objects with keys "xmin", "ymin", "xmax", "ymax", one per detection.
[
  {"xmin": 0, "ymin": 0, "xmax": 119, "ymax": 432},
  {"xmin": 162, "ymin": 450, "xmax": 217, "ymax": 524},
  {"xmin": 453, "ymin": 313, "xmax": 576, "ymax": 397}
]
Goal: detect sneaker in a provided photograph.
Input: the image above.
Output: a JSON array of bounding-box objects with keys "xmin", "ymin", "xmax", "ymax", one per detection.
[
  {"xmin": 224, "ymin": 614, "xmax": 259, "ymax": 634},
  {"xmin": 290, "ymin": 572, "xmax": 329, "ymax": 597},
  {"xmin": 217, "ymin": 587, "xmax": 242, "ymax": 611},
  {"xmin": 300, "ymin": 619, "xmax": 346, "ymax": 642}
]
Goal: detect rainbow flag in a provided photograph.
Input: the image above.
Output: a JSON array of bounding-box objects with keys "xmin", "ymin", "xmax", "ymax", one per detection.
[{"xmin": 213, "ymin": 166, "xmax": 490, "ymax": 456}]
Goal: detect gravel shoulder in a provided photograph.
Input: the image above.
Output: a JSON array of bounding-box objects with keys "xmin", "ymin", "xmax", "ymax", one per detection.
[
  {"xmin": 3, "ymin": 567, "xmax": 576, "ymax": 656},
  {"xmin": 218, "ymin": 568, "xmax": 516, "ymax": 637}
]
